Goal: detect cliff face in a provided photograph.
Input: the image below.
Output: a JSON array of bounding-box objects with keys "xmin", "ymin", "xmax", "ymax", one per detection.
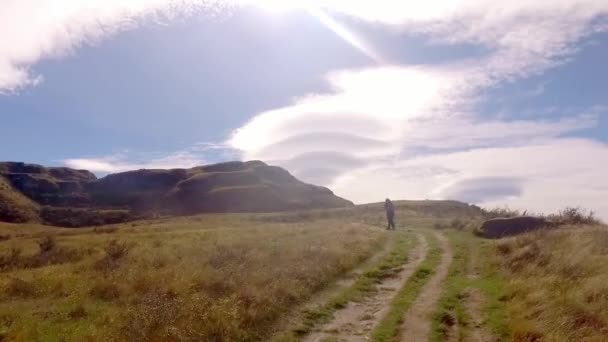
[{"xmin": 0, "ymin": 161, "xmax": 353, "ymax": 227}]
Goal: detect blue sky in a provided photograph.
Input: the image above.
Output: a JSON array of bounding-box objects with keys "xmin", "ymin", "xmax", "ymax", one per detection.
[{"xmin": 1, "ymin": 1, "xmax": 608, "ymax": 218}]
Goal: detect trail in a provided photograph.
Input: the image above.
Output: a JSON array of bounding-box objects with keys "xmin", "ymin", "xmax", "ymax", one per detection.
[
  {"xmin": 399, "ymin": 232, "xmax": 453, "ymax": 341},
  {"xmin": 272, "ymin": 225, "xmax": 396, "ymax": 339},
  {"xmin": 303, "ymin": 233, "xmax": 428, "ymax": 342}
]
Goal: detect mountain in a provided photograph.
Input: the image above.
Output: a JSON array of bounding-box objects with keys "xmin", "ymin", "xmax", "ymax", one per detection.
[{"xmin": 0, "ymin": 161, "xmax": 353, "ymax": 227}]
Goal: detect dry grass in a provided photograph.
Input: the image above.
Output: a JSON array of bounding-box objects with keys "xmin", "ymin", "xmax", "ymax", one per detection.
[
  {"xmin": 496, "ymin": 224, "xmax": 608, "ymax": 340},
  {"xmin": 0, "ymin": 212, "xmax": 387, "ymax": 340}
]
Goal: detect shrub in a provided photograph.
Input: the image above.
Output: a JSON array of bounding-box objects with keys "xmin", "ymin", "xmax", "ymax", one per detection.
[
  {"xmin": 25, "ymin": 238, "xmax": 82, "ymax": 268},
  {"xmin": 37, "ymin": 236, "xmax": 56, "ymax": 254},
  {"xmin": 104, "ymin": 240, "xmax": 130, "ymax": 260},
  {"xmin": 482, "ymin": 207, "xmax": 521, "ymax": 219},
  {"xmin": 94, "ymin": 239, "xmax": 131, "ymax": 271},
  {"xmin": 549, "ymin": 207, "xmax": 601, "ymax": 226},
  {"xmin": 449, "ymin": 218, "xmax": 467, "ymax": 230}
]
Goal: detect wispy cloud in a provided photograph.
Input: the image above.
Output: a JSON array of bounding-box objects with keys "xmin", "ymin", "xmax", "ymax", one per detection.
[
  {"xmin": 0, "ymin": 0, "xmax": 228, "ymax": 93},
  {"xmin": 64, "ymin": 150, "xmax": 207, "ymax": 173},
  {"xmin": 61, "ymin": 141, "xmax": 242, "ymax": 173}
]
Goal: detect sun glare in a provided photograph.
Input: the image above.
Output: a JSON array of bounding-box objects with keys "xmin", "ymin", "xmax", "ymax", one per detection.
[{"xmin": 240, "ymin": 0, "xmax": 383, "ymax": 64}]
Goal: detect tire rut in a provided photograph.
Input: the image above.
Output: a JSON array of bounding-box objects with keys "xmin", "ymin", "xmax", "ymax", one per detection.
[
  {"xmin": 303, "ymin": 233, "xmax": 428, "ymax": 342},
  {"xmin": 399, "ymin": 232, "xmax": 453, "ymax": 342}
]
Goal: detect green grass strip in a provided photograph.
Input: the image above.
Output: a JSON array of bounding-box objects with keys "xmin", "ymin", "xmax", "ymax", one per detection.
[
  {"xmin": 277, "ymin": 231, "xmax": 416, "ymax": 341},
  {"xmin": 473, "ymin": 240, "xmax": 509, "ymax": 339},
  {"xmin": 430, "ymin": 231, "xmax": 509, "ymax": 341},
  {"xmin": 429, "ymin": 231, "xmax": 469, "ymax": 341},
  {"xmin": 370, "ymin": 231, "xmax": 442, "ymax": 342}
]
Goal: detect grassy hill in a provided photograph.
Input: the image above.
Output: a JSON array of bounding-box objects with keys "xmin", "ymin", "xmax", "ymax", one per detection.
[
  {"xmin": 0, "ymin": 175, "xmax": 40, "ymax": 223},
  {"xmin": 0, "ymin": 161, "xmax": 353, "ymax": 227}
]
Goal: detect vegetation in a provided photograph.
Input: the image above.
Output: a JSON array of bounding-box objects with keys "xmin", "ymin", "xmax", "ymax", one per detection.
[
  {"xmin": 0, "ymin": 214, "xmax": 385, "ymax": 340},
  {"xmin": 496, "ymin": 224, "xmax": 608, "ymax": 340},
  {"xmin": 0, "ymin": 198, "xmax": 606, "ymax": 341},
  {"xmin": 0, "ymin": 176, "xmax": 39, "ymax": 223},
  {"xmin": 430, "ymin": 231, "xmax": 469, "ymax": 341}
]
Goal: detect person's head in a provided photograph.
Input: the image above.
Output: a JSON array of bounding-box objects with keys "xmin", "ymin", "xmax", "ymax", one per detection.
[{"xmin": 385, "ymin": 198, "xmax": 391, "ymax": 203}]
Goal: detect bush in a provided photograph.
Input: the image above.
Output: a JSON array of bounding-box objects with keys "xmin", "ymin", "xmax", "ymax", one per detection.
[
  {"xmin": 105, "ymin": 240, "xmax": 130, "ymax": 260},
  {"xmin": 481, "ymin": 207, "xmax": 522, "ymax": 219},
  {"xmin": 37, "ymin": 236, "xmax": 56, "ymax": 253},
  {"xmin": 25, "ymin": 237, "xmax": 82, "ymax": 268},
  {"xmin": 549, "ymin": 207, "xmax": 601, "ymax": 226},
  {"xmin": 94, "ymin": 240, "xmax": 131, "ymax": 271},
  {"xmin": 449, "ymin": 218, "xmax": 467, "ymax": 230}
]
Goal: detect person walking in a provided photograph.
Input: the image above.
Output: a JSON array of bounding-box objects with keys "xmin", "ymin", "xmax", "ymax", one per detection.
[{"xmin": 384, "ymin": 198, "xmax": 395, "ymax": 230}]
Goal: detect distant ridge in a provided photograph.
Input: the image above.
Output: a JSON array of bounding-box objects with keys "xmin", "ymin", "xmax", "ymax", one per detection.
[{"xmin": 0, "ymin": 160, "xmax": 353, "ymax": 227}]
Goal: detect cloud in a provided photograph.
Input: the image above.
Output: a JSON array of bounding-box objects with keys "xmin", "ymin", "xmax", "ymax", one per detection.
[
  {"xmin": 0, "ymin": 0, "xmax": 227, "ymax": 93},
  {"xmin": 226, "ymin": 1, "xmax": 608, "ymax": 218},
  {"xmin": 329, "ymin": 138, "xmax": 608, "ymax": 220},
  {"xmin": 439, "ymin": 177, "xmax": 524, "ymax": 203},
  {"xmin": 64, "ymin": 150, "xmax": 208, "ymax": 173}
]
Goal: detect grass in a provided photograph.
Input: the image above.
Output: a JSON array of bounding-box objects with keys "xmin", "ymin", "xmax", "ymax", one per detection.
[
  {"xmin": 0, "ymin": 176, "xmax": 39, "ymax": 223},
  {"xmin": 4, "ymin": 199, "xmax": 603, "ymax": 341},
  {"xmin": 430, "ymin": 231, "xmax": 469, "ymax": 341},
  {"xmin": 278, "ymin": 230, "xmax": 415, "ymax": 340},
  {"xmin": 0, "ymin": 213, "xmax": 387, "ymax": 341},
  {"xmin": 370, "ymin": 231, "xmax": 442, "ymax": 342},
  {"xmin": 429, "ymin": 230, "xmax": 509, "ymax": 341},
  {"xmin": 475, "ymin": 239, "xmax": 509, "ymax": 339},
  {"xmin": 495, "ymin": 224, "xmax": 608, "ymax": 340}
]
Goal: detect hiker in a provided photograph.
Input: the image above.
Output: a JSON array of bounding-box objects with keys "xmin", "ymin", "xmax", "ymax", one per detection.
[{"xmin": 384, "ymin": 198, "xmax": 395, "ymax": 230}]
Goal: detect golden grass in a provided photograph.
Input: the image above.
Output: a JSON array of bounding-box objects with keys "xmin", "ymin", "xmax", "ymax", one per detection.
[
  {"xmin": 496, "ymin": 225, "xmax": 608, "ymax": 340},
  {"xmin": 0, "ymin": 214, "xmax": 386, "ymax": 341}
]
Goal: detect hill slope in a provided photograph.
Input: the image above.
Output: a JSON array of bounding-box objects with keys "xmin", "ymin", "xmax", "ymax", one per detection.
[{"xmin": 0, "ymin": 160, "xmax": 353, "ymax": 226}]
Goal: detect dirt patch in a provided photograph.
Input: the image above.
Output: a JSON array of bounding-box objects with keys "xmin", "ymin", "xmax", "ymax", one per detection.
[
  {"xmin": 399, "ymin": 232, "xmax": 453, "ymax": 341},
  {"xmin": 304, "ymin": 233, "xmax": 428, "ymax": 342}
]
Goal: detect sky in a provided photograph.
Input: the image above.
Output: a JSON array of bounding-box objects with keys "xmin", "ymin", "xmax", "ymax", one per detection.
[{"xmin": 1, "ymin": 0, "xmax": 608, "ymax": 219}]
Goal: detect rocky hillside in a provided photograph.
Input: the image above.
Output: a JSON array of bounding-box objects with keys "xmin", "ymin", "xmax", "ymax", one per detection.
[{"xmin": 0, "ymin": 161, "xmax": 353, "ymax": 227}]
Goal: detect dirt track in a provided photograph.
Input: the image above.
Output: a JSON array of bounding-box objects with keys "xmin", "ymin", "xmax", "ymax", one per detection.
[
  {"xmin": 304, "ymin": 233, "xmax": 428, "ymax": 342},
  {"xmin": 399, "ymin": 232, "xmax": 453, "ymax": 341}
]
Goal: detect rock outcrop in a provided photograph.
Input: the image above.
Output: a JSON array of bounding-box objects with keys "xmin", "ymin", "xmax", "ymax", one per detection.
[{"xmin": 478, "ymin": 216, "xmax": 551, "ymax": 238}]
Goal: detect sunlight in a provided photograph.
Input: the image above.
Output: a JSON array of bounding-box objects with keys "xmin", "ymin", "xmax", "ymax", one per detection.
[
  {"xmin": 307, "ymin": 7, "xmax": 383, "ymax": 64},
  {"xmin": 238, "ymin": 0, "xmax": 383, "ymax": 63}
]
